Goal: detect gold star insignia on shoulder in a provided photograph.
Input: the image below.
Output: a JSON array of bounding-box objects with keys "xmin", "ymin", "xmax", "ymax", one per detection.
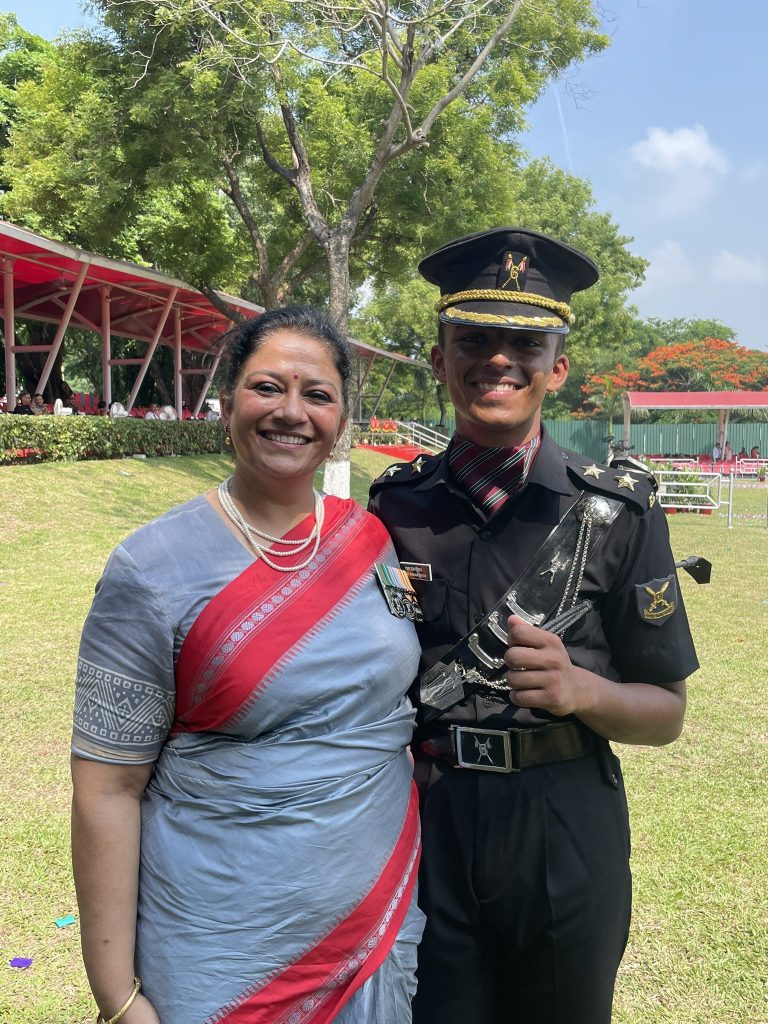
[
  {"xmin": 384, "ymin": 465, "xmax": 399, "ymax": 477},
  {"xmin": 648, "ymin": 492, "xmax": 656, "ymax": 508},
  {"xmin": 583, "ymin": 464, "xmax": 605, "ymax": 479},
  {"xmin": 411, "ymin": 456, "xmax": 426, "ymax": 474},
  {"xmin": 615, "ymin": 473, "xmax": 636, "ymax": 491}
]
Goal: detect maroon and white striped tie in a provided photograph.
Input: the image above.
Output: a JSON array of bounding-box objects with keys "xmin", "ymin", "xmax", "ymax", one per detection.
[{"xmin": 448, "ymin": 433, "xmax": 540, "ymax": 517}]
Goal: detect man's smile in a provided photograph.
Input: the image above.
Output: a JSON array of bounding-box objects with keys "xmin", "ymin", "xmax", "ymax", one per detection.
[{"xmin": 474, "ymin": 380, "xmax": 524, "ymax": 394}]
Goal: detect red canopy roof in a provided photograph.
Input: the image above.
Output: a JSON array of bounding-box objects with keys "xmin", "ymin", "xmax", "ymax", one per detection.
[
  {"xmin": 0, "ymin": 219, "xmax": 264, "ymax": 352},
  {"xmin": 624, "ymin": 390, "xmax": 768, "ymax": 410}
]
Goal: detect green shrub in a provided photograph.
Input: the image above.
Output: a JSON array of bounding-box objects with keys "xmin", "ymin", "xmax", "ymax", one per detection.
[{"xmin": 0, "ymin": 415, "xmax": 226, "ymax": 464}]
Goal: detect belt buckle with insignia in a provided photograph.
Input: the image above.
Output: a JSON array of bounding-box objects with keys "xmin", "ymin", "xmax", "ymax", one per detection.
[{"xmin": 374, "ymin": 562, "xmax": 424, "ymax": 622}]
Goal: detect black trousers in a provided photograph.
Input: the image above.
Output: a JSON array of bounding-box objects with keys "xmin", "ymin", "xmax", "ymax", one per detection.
[{"xmin": 411, "ymin": 751, "xmax": 632, "ymax": 1024}]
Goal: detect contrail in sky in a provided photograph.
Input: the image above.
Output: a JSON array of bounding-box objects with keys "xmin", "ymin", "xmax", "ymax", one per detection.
[{"xmin": 553, "ymin": 86, "xmax": 574, "ymax": 175}]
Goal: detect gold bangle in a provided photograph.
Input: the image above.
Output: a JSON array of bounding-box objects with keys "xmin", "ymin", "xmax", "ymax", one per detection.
[{"xmin": 96, "ymin": 977, "xmax": 141, "ymax": 1024}]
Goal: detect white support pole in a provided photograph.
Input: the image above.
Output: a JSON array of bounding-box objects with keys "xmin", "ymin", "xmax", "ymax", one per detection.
[
  {"xmin": 126, "ymin": 288, "xmax": 177, "ymax": 411},
  {"xmin": 101, "ymin": 287, "xmax": 112, "ymax": 406},
  {"xmin": 2, "ymin": 258, "xmax": 16, "ymax": 410},
  {"xmin": 369, "ymin": 361, "xmax": 397, "ymax": 419},
  {"xmin": 192, "ymin": 351, "xmax": 223, "ymax": 416},
  {"xmin": 350, "ymin": 354, "xmax": 377, "ymax": 416},
  {"xmin": 717, "ymin": 408, "xmax": 726, "ymax": 450},
  {"xmin": 621, "ymin": 393, "xmax": 632, "ymax": 450},
  {"xmin": 174, "ymin": 307, "xmax": 183, "ymax": 419},
  {"xmin": 35, "ymin": 261, "xmax": 89, "ymax": 396}
]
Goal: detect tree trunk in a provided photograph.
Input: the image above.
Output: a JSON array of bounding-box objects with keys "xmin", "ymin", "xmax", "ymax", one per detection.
[
  {"xmin": 436, "ymin": 382, "xmax": 448, "ymax": 429},
  {"xmin": 323, "ymin": 232, "xmax": 353, "ymax": 498},
  {"xmin": 148, "ymin": 361, "xmax": 172, "ymax": 405}
]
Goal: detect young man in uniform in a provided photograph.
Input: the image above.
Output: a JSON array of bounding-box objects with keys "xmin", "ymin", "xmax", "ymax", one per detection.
[{"xmin": 369, "ymin": 228, "xmax": 699, "ymax": 1024}]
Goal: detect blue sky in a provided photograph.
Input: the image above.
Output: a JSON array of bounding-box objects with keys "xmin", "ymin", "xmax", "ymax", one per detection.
[{"xmin": 4, "ymin": 1, "xmax": 767, "ymax": 351}]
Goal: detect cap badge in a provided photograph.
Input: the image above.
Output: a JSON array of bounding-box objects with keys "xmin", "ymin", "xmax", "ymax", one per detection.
[{"xmin": 499, "ymin": 252, "xmax": 528, "ymax": 292}]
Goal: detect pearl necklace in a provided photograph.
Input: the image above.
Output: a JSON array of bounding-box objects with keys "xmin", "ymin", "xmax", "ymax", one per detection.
[{"xmin": 217, "ymin": 477, "xmax": 324, "ymax": 572}]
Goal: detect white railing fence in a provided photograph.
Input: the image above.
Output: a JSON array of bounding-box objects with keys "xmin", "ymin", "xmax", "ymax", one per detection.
[{"xmin": 655, "ymin": 470, "xmax": 734, "ymax": 528}]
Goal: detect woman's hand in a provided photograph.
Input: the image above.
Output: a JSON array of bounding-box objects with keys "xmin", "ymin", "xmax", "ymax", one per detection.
[{"xmin": 118, "ymin": 992, "xmax": 161, "ymax": 1023}]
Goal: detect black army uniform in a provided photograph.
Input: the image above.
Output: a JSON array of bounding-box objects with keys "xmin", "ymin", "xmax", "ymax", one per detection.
[{"xmin": 368, "ymin": 228, "xmax": 699, "ymax": 1024}]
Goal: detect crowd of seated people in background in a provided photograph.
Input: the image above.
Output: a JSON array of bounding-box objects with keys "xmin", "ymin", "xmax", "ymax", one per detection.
[{"xmin": 1, "ymin": 391, "xmax": 220, "ymax": 420}]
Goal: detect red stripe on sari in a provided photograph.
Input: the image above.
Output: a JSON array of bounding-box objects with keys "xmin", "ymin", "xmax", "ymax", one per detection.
[
  {"xmin": 174, "ymin": 498, "xmax": 388, "ymax": 732},
  {"xmin": 210, "ymin": 783, "xmax": 421, "ymax": 1024}
]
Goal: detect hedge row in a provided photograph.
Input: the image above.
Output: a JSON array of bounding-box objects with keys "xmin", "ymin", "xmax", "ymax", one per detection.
[{"xmin": 0, "ymin": 416, "xmax": 227, "ymax": 464}]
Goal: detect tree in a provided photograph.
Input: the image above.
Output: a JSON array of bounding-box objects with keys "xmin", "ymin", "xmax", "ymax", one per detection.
[
  {"xmin": 5, "ymin": 1, "xmax": 608, "ymax": 331},
  {"xmin": 352, "ymin": 157, "xmax": 648, "ymax": 420},
  {"xmin": 580, "ymin": 364, "xmax": 641, "ymax": 429},
  {"xmin": 3, "ymin": 1, "xmax": 609, "ymax": 488},
  {"xmin": 0, "ymin": 14, "xmax": 51, "ymax": 162},
  {"xmin": 351, "ymin": 275, "xmax": 446, "ymax": 424},
  {"xmin": 636, "ymin": 337, "xmax": 768, "ymax": 393},
  {"xmin": 642, "ymin": 316, "xmax": 737, "ymax": 348}
]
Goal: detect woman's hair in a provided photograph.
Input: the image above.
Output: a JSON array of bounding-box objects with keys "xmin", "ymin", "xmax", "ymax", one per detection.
[{"xmin": 222, "ymin": 307, "xmax": 352, "ymax": 414}]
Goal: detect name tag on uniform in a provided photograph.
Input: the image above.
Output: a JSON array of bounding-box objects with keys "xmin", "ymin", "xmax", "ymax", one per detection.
[
  {"xmin": 374, "ymin": 562, "xmax": 424, "ymax": 622},
  {"xmin": 399, "ymin": 561, "xmax": 433, "ymax": 582}
]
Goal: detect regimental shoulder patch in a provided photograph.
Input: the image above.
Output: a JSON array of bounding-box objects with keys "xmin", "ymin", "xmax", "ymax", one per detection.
[{"xmin": 635, "ymin": 575, "xmax": 678, "ymax": 626}]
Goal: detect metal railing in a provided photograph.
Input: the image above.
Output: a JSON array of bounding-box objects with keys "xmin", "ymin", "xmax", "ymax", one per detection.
[
  {"xmin": 400, "ymin": 421, "xmax": 451, "ymax": 452},
  {"xmin": 655, "ymin": 469, "xmax": 734, "ymax": 528}
]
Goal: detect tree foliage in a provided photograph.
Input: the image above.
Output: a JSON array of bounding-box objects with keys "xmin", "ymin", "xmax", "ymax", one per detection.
[
  {"xmin": 3, "ymin": 0, "xmax": 608, "ymax": 331},
  {"xmin": 0, "ymin": 14, "xmax": 51, "ymax": 165},
  {"xmin": 352, "ymin": 156, "xmax": 648, "ymax": 419},
  {"xmin": 637, "ymin": 337, "xmax": 768, "ymax": 392},
  {"xmin": 582, "ymin": 336, "xmax": 768, "ymax": 422}
]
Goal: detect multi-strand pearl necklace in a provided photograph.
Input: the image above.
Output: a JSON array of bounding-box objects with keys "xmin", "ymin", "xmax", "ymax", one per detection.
[{"xmin": 217, "ymin": 476, "xmax": 324, "ymax": 573}]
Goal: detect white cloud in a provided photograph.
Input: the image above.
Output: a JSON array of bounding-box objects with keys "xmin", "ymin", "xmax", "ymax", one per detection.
[
  {"xmin": 712, "ymin": 249, "xmax": 768, "ymax": 285},
  {"xmin": 630, "ymin": 125, "xmax": 728, "ymax": 175},
  {"xmin": 637, "ymin": 241, "xmax": 695, "ymax": 293}
]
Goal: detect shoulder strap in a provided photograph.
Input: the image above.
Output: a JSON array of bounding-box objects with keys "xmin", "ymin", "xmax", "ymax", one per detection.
[{"xmin": 418, "ymin": 491, "xmax": 624, "ymax": 721}]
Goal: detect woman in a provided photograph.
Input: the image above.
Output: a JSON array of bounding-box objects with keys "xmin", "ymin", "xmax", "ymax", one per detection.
[{"xmin": 71, "ymin": 307, "xmax": 424, "ymax": 1024}]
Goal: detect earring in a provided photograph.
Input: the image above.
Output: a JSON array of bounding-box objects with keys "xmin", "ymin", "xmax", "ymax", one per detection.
[
  {"xmin": 225, "ymin": 425, "xmax": 232, "ymax": 447},
  {"xmin": 327, "ymin": 446, "xmax": 335, "ymax": 461}
]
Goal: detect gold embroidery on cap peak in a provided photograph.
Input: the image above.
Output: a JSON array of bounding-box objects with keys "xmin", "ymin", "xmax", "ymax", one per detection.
[
  {"xmin": 442, "ymin": 307, "xmax": 565, "ymax": 328},
  {"xmin": 436, "ymin": 288, "xmax": 575, "ymax": 325}
]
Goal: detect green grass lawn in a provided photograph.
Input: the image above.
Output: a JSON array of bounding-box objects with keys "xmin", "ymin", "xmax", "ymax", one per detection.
[{"xmin": 1, "ymin": 455, "xmax": 766, "ymax": 1023}]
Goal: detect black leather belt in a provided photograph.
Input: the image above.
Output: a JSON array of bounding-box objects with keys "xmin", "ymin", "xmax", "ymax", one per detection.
[{"xmin": 418, "ymin": 720, "xmax": 594, "ymax": 774}]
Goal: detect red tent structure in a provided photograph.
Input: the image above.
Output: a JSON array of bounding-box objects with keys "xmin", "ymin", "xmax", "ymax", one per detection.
[
  {"xmin": 622, "ymin": 390, "xmax": 768, "ymax": 452},
  {"xmin": 0, "ymin": 221, "xmax": 427, "ymax": 416}
]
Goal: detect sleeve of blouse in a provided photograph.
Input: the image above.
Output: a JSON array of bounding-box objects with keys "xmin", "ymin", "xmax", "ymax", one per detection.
[{"xmin": 71, "ymin": 544, "xmax": 176, "ymax": 765}]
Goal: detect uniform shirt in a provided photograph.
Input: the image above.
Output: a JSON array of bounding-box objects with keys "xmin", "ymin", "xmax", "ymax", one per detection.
[{"xmin": 369, "ymin": 430, "xmax": 699, "ymax": 730}]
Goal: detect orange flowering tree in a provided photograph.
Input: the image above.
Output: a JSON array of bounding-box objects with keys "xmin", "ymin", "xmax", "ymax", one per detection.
[
  {"xmin": 583, "ymin": 338, "xmax": 768, "ymax": 422},
  {"xmin": 581, "ymin": 364, "xmax": 642, "ymax": 428},
  {"xmin": 635, "ymin": 337, "xmax": 768, "ymax": 392}
]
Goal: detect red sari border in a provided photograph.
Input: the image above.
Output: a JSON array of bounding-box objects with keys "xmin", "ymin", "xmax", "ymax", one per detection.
[
  {"xmin": 174, "ymin": 498, "xmax": 390, "ymax": 733},
  {"xmin": 209, "ymin": 783, "xmax": 421, "ymax": 1024}
]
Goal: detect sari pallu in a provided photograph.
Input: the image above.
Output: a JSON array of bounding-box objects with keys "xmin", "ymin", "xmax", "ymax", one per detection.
[{"xmin": 135, "ymin": 498, "xmax": 422, "ymax": 1024}]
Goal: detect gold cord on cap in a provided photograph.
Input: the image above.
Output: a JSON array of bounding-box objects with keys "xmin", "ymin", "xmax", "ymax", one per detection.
[{"xmin": 436, "ymin": 288, "xmax": 575, "ymax": 325}]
